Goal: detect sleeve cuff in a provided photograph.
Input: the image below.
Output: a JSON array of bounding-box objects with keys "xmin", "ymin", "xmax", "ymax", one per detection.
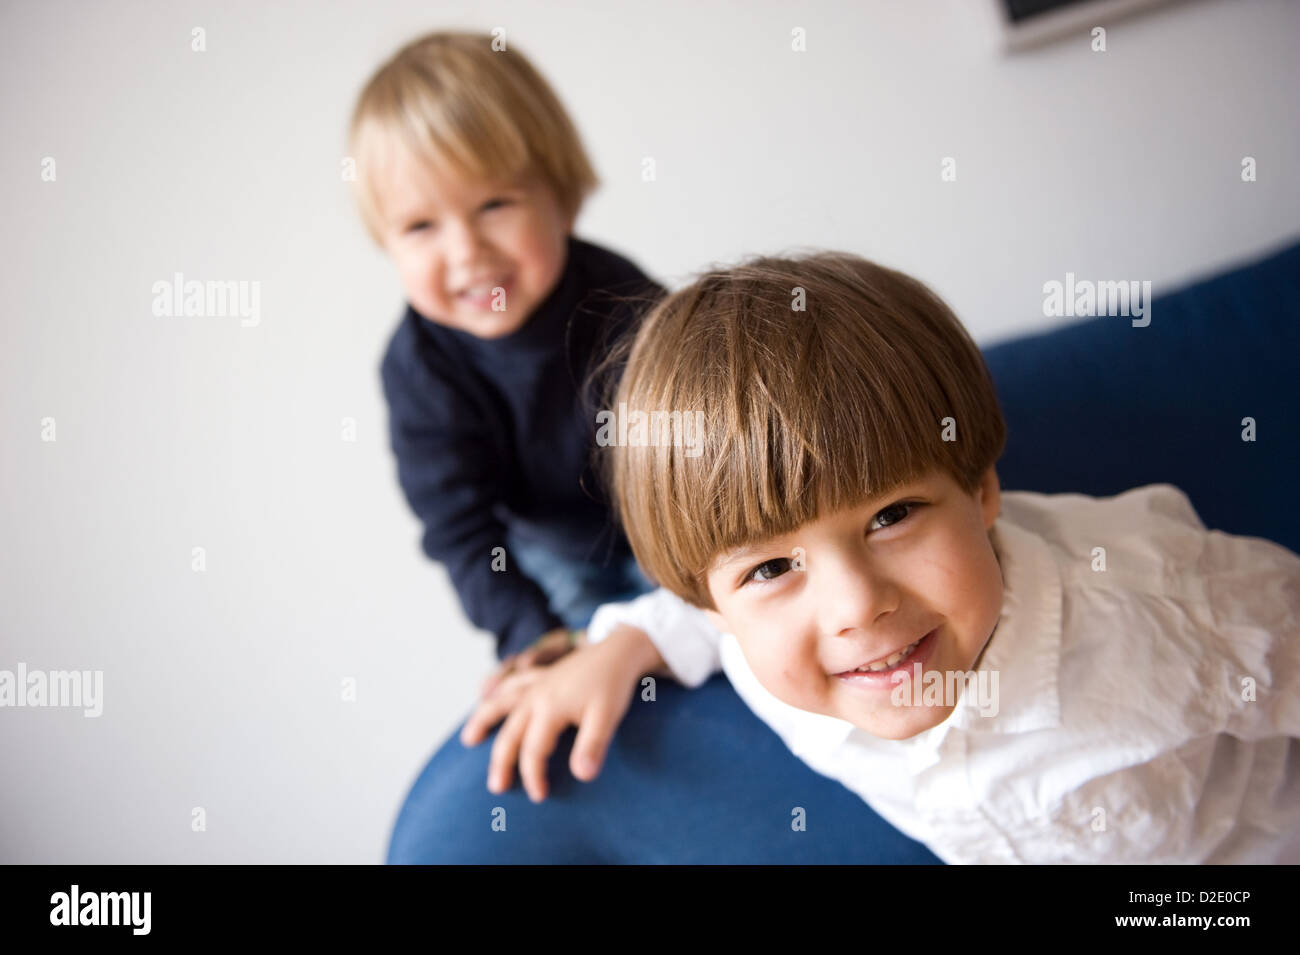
[
  {"xmin": 498, "ymin": 608, "xmax": 564, "ymax": 660},
  {"xmin": 588, "ymin": 588, "xmax": 722, "ymax": 688}
]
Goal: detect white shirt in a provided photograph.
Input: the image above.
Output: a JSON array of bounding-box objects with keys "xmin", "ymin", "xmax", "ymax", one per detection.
[{"xmin": 588, "ymin": 485, "xmax": 1300, "ymax": 864}]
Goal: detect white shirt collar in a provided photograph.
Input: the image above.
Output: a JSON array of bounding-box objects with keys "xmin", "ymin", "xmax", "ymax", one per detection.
[
  {"xmin": 957, "ymin": 516, "xmax": 1063, "ymax": 733},
  {"xmin": 773, "ymin": 513, "xmax": 1064, "ymax": 772}
]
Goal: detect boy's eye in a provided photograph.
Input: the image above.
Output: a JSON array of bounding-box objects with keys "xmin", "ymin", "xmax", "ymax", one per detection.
[
  {"xmin": 480, "ymin": 198, "xmax": 512, "ymax": 212},
  {"xmin": 738, "ymin": 502, "xmax": 921, "ymax": 588},
  {"xmin": 743, "ymin": 557, "xmax": 791, "ymax": 587},
  {"xmin": 405, "ymin": 219, "xmax": 435, "ymax": 234},
  {"xmin": 870, "ymin": 501, "xmax": 918, "ymax": 530}
]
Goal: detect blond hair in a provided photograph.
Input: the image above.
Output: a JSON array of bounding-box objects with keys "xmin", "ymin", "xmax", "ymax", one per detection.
[
  {"xmin": 347, "ymin": 31, "xmax": 598, "ymax": 246},
  {"xmin": 597, "ymin": 252, "xmax": 1006, "ymax": 610}
]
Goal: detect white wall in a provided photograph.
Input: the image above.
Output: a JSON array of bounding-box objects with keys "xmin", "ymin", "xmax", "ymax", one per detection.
[{"xmin": 2, "ymin": 0, "xmax": 1296, "ymax": 862}]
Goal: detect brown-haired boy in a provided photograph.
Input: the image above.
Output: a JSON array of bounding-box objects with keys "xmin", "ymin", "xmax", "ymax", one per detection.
[{"xmin": 477, "ymin": 250, "xmax": 1300, "ymax": 863}]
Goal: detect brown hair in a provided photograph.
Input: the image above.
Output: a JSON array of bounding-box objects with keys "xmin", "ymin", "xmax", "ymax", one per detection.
[
  {"xmin": 595, "ymin": 251, "xmax": 1006, "ymax": 610},
  {"xmin": 347, "ymin": 31, "xmax": 598, "ymax": 246}
]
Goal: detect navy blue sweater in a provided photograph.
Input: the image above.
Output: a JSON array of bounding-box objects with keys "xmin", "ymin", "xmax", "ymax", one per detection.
[{"xmin": 379, "ymin": 236, "xmax": 663, "ymax": 660}]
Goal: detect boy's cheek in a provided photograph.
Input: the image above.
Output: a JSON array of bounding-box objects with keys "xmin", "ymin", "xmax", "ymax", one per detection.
[
  {"xmin": 970, "ymin": 541, "xmax": 1006, "ymax": 623},
  {"xmin": 735, "ymin": 642, "xmax": 791, "ymax": 703},
  {"xmin": 949, "ymin": 551, "xmax": 1006, "ymax": 666},
  {"xmin": 735, "ymin": 632, "xmax": 824, "ymax": 708},
  {"xmin": 400, "ymin": 269, "xmax": 450, "ymax": 321}
]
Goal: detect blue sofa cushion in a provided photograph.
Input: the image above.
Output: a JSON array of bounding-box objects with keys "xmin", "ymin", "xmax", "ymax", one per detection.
[{"xmin": 983, "ymin": 240, "xmax": 1300, "ymax": 555}]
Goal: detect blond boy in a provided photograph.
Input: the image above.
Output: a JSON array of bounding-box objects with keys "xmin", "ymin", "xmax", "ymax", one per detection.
[{"xmin": 350, "ymin": 33, "xmax": 661, "ymax": 697}]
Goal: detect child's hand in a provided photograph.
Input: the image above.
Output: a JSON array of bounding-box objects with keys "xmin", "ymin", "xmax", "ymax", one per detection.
[
  {"xmin": 459, "ymin": 625, "xmax": 663, "ymax": 802},
  {"xmin": 479, "ymin": 627, "xmax": 579, "ymax": 700}
]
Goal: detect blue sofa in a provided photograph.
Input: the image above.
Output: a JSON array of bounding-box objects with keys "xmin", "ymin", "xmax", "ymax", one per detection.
[{"xmin": 387, "ymin": 238, "xmax": 1300, "ymax": 864}]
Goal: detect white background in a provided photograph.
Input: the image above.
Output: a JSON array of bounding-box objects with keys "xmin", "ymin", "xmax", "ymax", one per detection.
[{"xmin": 2, "ymin": 0, "xmax": 1297, "ymax": 862}]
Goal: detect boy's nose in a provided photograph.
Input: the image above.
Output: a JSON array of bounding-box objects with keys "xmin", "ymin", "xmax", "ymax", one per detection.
[
  {"xmin": 442, "ymin": 217, "xmax": 489, "ymax": 264},
  {"xmin": 813, "ymin": 551, "xmax": 900, "ymax": 639}
]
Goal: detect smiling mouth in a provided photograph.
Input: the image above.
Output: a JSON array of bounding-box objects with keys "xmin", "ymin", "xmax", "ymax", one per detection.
[
  {"xmin": 837, "ymin": 631, "xmax": 934, "ymax": 674},
  {"xmin": 456, "ymin": 276, "xmax": 511, "ymax": 300}
]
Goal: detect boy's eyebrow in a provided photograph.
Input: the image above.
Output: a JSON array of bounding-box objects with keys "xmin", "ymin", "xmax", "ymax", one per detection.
[
  {"xmin": 712, "ymin": 541, "xmax": 770, "ymax": 571},
  {"xmin": 388, "ymin": 179, "xmax": 525, "ymax": 225},
  {"xmin": 709, "ymin": 478, "xmax": 933, "ymax": 571},
  {"xmin": 392, "ymin": 207, "xmax": 434, "ymax": 225},
  {"xmin": 382, "ymin": 194, "xmax": 437, "ymax": 226}
]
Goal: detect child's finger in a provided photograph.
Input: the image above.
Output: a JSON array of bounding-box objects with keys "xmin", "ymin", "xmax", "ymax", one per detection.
[
  {"xmin": 518, "ymin": 709, "xmax": 568, "ymax": 803},
  {"xmin": 487, "ymin": 708, "xmax": 529, "ymax": 795},
  {"xmin": 460, "ymin": 699, "xmax": 503, "ymax": 748},
  {"xmin": 461, "ymin": 690, "xmax": 509, "ymax": 746},
  {"xmin": 461, "ymin": 671, "xmax": 534, "ymax": 746},
  {"xmin": 570, "ymin": 699, "xmax": 619, "ymax": 781},
  {"xmin": 480, "ymin": 656, "xmax": 518, "ymax": 699},
  {"xmin": 479, "ymin": 644, "xmax": 554, "ymax": 701}
]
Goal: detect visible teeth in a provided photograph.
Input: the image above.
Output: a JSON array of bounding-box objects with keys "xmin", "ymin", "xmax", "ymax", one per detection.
[
  {"xmin": 853, "ymin": 639, "xmax": 920, "ymax": 673},
  {"xmin": 461, "ymin": 279, "xmax": 506, "ymax": 297}
]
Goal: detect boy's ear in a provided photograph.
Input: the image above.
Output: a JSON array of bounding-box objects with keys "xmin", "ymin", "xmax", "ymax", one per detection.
[
  {"xmin": 977, "ymin": 466, "xmax": 1001, "ymax": 529},
  {"xmin": 704, "ymin": 608, "xmax": 728, "ymax": 633}
]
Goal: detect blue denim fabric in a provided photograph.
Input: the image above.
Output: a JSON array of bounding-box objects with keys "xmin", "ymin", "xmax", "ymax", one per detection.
[{"xmin": 506, "ymin": 532, "xmax": 654, "ymax": 634}]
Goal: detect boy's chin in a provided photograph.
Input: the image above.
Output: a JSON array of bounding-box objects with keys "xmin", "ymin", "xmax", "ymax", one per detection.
[
  {"xmin": 850, "ymin": 702, "xmax": 956, "ymax": 741},
  {"xmin": 467, "ymin": 314, "xmax": 532, "ymax": 339},
  {"xmin": 425, "ymin": 307, "xmax": 532, "ymax": 340}
]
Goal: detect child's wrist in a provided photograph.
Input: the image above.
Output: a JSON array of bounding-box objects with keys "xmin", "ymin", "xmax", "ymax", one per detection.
[
  {"xmin": 602, "ymin": 624, "xmax": 667, "ymax": 677},
  {"xmin": 530, "ymin": 626, "xmax": 572, "ymax": 647}
]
